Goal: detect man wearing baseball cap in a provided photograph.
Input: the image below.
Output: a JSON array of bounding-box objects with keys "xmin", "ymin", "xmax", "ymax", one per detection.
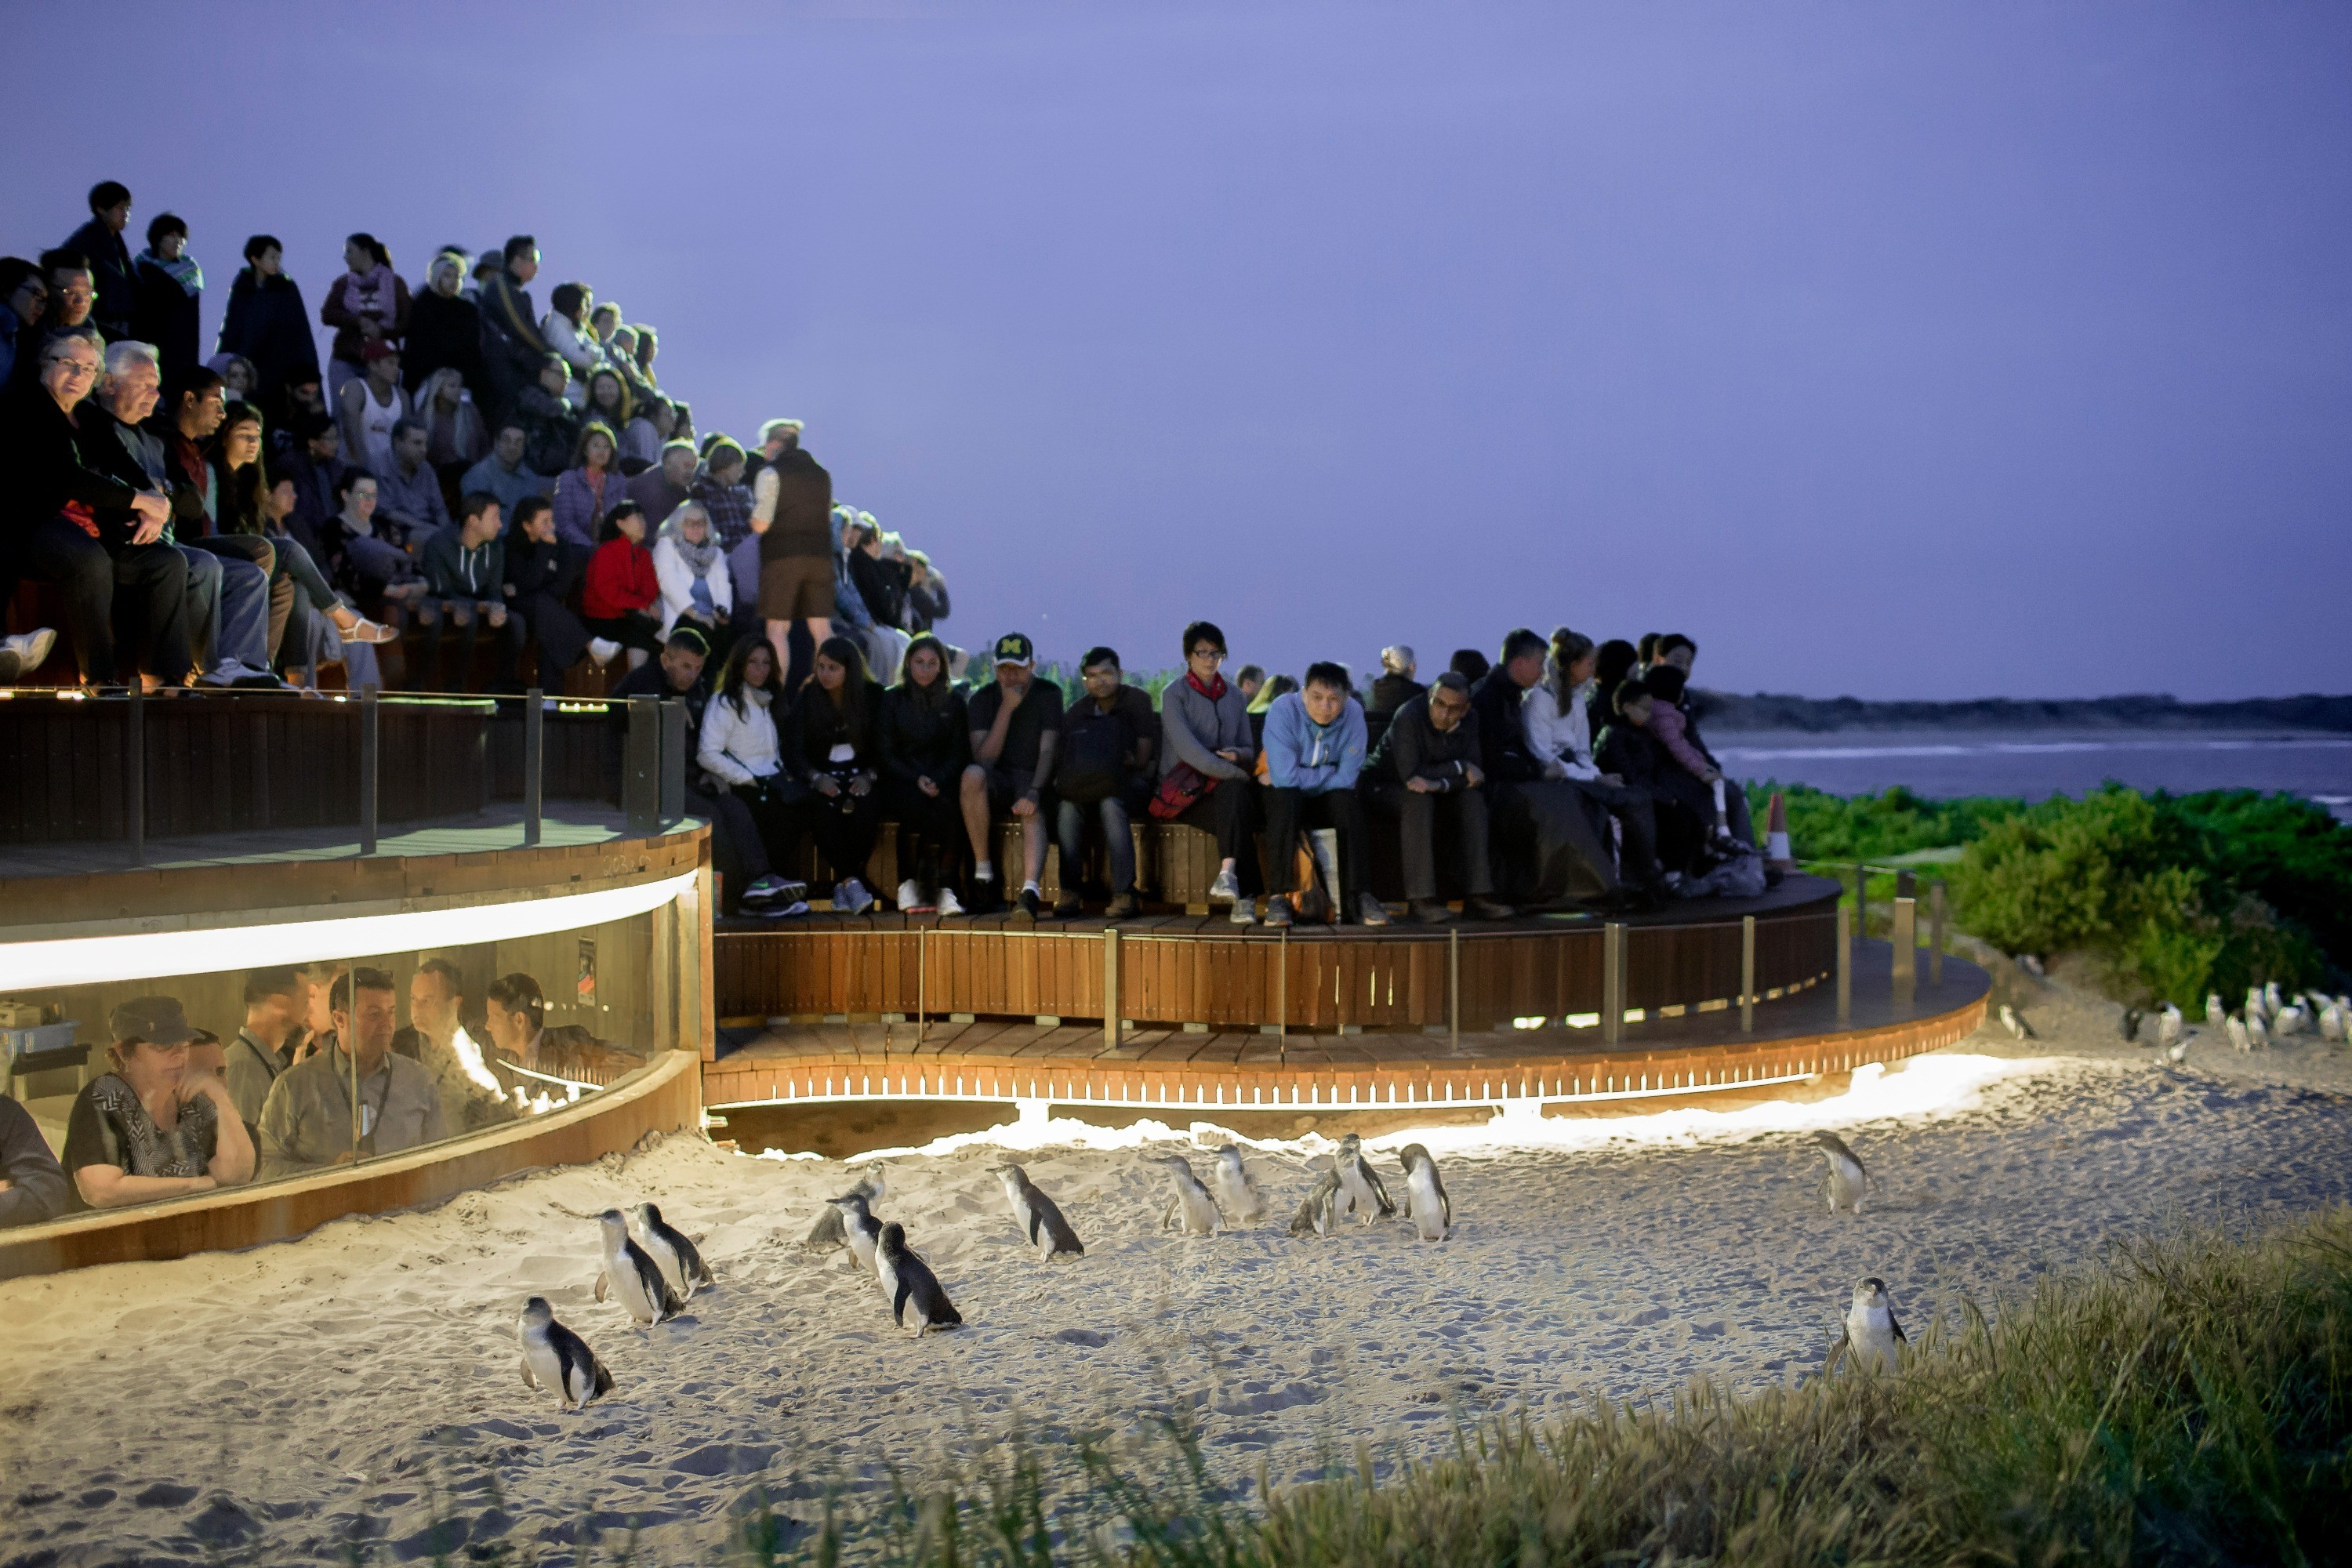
[{"xmin": 959, "ymin": 631, "xmax": 1062, "ymax": 916}]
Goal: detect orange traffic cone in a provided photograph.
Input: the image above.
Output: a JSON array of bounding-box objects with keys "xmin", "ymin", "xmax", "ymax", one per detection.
[{"xmin": 1765, "ymin": 791, "xmax": 1796, "ymax": 871}]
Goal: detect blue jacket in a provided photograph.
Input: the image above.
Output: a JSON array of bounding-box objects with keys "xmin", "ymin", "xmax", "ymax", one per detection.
[{"xmin": 1262, "ymin": 690, "xmax": 1367, "ymax": 792}]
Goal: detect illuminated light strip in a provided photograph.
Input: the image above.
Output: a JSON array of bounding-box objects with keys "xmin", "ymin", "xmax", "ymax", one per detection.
[{"xmin": 0, "ymin": 872, "xmax": 699, "ymax": 989}]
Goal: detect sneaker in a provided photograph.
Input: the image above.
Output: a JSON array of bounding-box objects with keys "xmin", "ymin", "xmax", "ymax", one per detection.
[
  {"xmin": 1207, "ymin": 866, "xmax": 1241, "ymax": 905},
  {"xmin": 1229, "ymin": 897, "xmax": 1258, "ymax": 926},
  {"xmin": 756, "ymin": 899, "xmax": 811, "ymax": 920},
  {"xmin": 1355, "ymin": 892, "xmax": 1392, "ymax": 927},
  {"xmin": 1263, "ymin": 895, "xmax": 1294, "ymax": 927},
  {"xmin": 937, "ymin": 887, "xmax": 967, "ymax": 917},
  {"xmin": 741, "ymin": 874, "xmax": 793, "ymax": 905},
  {"xmin": 1409, "ymin": 898, "xmax": 1456, "ymax": 924},
  {"xmin": 1017, "ymin": 886, "xmax": 1044, "ymax": 919},
  {"xmin": 1466, "ymin": 896, "xmax": 1516, "ymax": 921},
  {"xmin": 1052, "ymin": 895, "xmax": 1083, "ymax": 920},
  {"xmin": 897, "ymin": 878, "xmax": 932, "ymax": 913},
  {"xmin": 1104, "ymin": 891, "xmax": 1141, "ymax": 922},
  {"xmin": 837, "ymin": 879, "xmax": 876, "ymax": 915},
  {"xmin": 966, "ymin": 880, "xmax": 1003, "ymax": 916},
  {"xmin": 195, "ymin": 664, "xmax": 238, "ymax": 687},
  {"xmin": 2, "ymin": 628, "xmax": 56, "ymax": 670},
  {"xmin": 587, "ymin": 637, "xmax": 621, "ymax": 666}
]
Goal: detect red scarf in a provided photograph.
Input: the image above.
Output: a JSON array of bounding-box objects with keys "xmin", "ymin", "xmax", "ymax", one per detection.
[{"xmin": 1186, "ymin": 670, "xmax": 1226, "ymax": 702}]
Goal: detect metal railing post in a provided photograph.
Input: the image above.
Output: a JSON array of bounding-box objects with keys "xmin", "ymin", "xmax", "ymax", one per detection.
[
  {"xmin": 347, "ymin": 960, "xmax": 361, "ymax": 1160},
  {"xmin": 1448, "ymin": 926, "xmax": 1459, "ymax": 1051},
  {"xmin": 1853, "ymin": 861, "xmax": 1867, "ymax": 940},
  {"xmin": 1102, "ymin": 928, "xmax": 1119, "ymax": 1051},
  {"xmin": 359, "ymin": 688, "xmax": 379, "ymax": 855},
  {"xmin": 522, "ymin": 689, "xmax": 543, "ymax": 847},
  {"xmin": 1836, "ymin": 905, "xmax": 1852, "ymax": 1022},
  {"xmin": 126, "ymin": 683, "xmax": 145, "ymax": 864},
  {"xmin": 1602, "ymin": 922, "xmax": 1624, "ymax": 1045},
  {"xmin": 1740, "ymin": 914, "xmax": 1756, "ymax": 1033},
  {"xmin": 1278, "ymin": 927, "xmax": 1289, "ymax": 1052},
  {"xmin": 1929, "ymin": 882, "xmax": 1946, "ymax": 987},
  {"xmin": 916, "ymin": 926, "xmax": 927, "ymax": 1047},
  {"xmin": 1892, "ymin": 895, "xmax": 1917, "ymax": 1009}
]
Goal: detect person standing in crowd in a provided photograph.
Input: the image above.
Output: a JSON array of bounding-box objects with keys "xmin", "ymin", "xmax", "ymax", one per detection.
[
  {"xmin": 698, "ymin": 636, "xmax": 804, "ymax": 877},
  {"xmin": 786, "ymin": 635, "xmax": 887, "ymax": 913},
  {"xmin": 1053, "ymin": 645, "xmax": 1156, "ymax": 920},
  {"xmin": 0, "ymin": 1090, "xmax": 67, "ymax": 1228},
  {"xmin": 0, "ymin": 334, "xmax": 187, "ymax": 685},
  {"xmin": 613, "ymin": 626, "xmax": 799, "ymax": 914},
  {"xmin": 582, "ymin": 500, "xmax": 662, "ymax": 670},
  {"xmin": 129, "ymin": 213, "xmax": 201, "ymax": 383},
  {"xmin": 879, "ymin": 632, "xmax": 971, "ymax": 914},
  {"xmin": 1261, "ymin": 660, "xmax": 1381, "ymax": 927},
  {"xmin": 223, "ymin": 968, "xmax": 307, "ymax": 1146},
  {"xmin": 1369, "ymin": 644, "xmax": 1423, "ymax": 715},
  {"xmin": 551, "ymin": 421, "xmax": 624, "ymax": 552},
  {"xmin": 462, "ymin": 420, "xmax": 554, "ymax": 516},
  {"xmin": 960, "ymin": 632, "xmax": 1062, "ymax": 916},
  {"xmin": 417, "ymin": 492, "xmax": 518, "ymax": 688},
  {"xmin": 1471, "ymin": 627, "xmax": 1617, "ymax": 906},
  {"xmin": 747, "ymin": 419, "xmax": 833, "ymax": 689},
  {"xmin": 1158, "ymin": 619, "xmax": 1261, "ymax": 922},
  {"xmin": 64, "ymin": 180, "xmax": 136, "ymax": 340},
  {"xmin": 256, "ymin": 968, "xmax": 444, "ymax": 1178},
  {"xmin": 690, "ymin": 436, "xmax": 754, "ymax": 553},
  {"xmin": 1362, "ymin": 672, "xmax": 1514, "ymax": 924},
  {"xmin": 502, "ymin": 494, "xmax": 590, "ymax": 688},
  {"xmin": 650, "ymin": 499, "xmax": 731, "ymax": 652},
  {"xmin": 63, "ymin": 996, "xmax": 255, "ymax": 1210},
  {"xmin": 214, "ymin": 236, "xmax": 319, "ymax": 415},
  {"xmin": 0, "ymin": 256, "xmax": 47, "ymax": 390},
  {"xmin": 475, "ymin": 235, "xmax": 545, "ymax": 422},
  {"xmin": 1525, "ymin": 627, "xmax": 1664, "ymax": 897},
  {"xmin": 320, "ymin": 234, "xmax": 409, "ymax": 402},
  {"xmin": 403, "ymin": 249, "xmax": 481, "ymax": 394}
]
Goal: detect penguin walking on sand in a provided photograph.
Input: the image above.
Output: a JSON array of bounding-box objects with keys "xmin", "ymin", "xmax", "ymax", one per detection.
[
  {"xmin": 1813, "ymin": 1131, "xmax": 1869, "ymax": 1214},
  {"xmin": 1209, "ymin": 1145, "xmax": 1263, "ymax": 1224},
  {"xmin": 2227, "ymin": 1014, "xmax": 2251, "ymax": 1053},
  {"xmin": 2165, "ymin": 1029, "xmax": 2198, "ymax": 1065},
  {"xmin": 874, "ymin": 1221, "xmax": 962, "ymax": 1336},
  {"xmin": 1396, "ymin": 1144, "xmax": 1452, "ymax": 1241},
  {"xmin": 631, "ymin": 1203, "xmax": 712, "ymax": 1301},
  {"xmin": 2118, "ymin": 1007, "xmax": 2143, "ymax": 1044},
  {"xmin": 2249, "ymin": 1011, "xmax": 2270, "ymax": 1051},
  {"xmin": 2273, "ymin": 1002, "xmax": 2307, "ymax": 1037},
  {"xmin": 2266, "ymin": 979, "xmax": 2285, "ymax": 1018},
  {"xmin": 1829, "ymin": 1277, "xmax": 1907, "ymax": 1376},
  {"xmin": 2321, "ymin": 1000, "xmax": 2346, "ymax": 1043},
  {"xmin": 2207, "ymin": 993, "xmax": 2227, "ymax": 1032},
  {"xmin": 518, "ymin": 1297, "xmax": 615, "ymax": 1412},
  {"xmin": 2156, "ymin": 1004, "xmax": 2182, "ymax": 1052},
  {"xmin": 1998, "ymin": 1004, "xmax": 2035, "ymax": 1041},
  {"xmin": 594, "ymin": 1208, "xmax": 683, "ymax": 1327},
  {"xmin": 831, "ymin": 1192, "xmax": 885, "ymax": 1276},
  {"xmin": 1333, "ymin": 1133, "xmax": 1396, "ymax": 1224},
  {"xmin": 804, "ymin": 1169, "xmax": 885, "ymax": 1250},
  {"xmin": 1289, "ymin": 1169, "xmax": 1343, "ymax": 1236},
  {"xmin": 991, "ymin": 1163, "xmax": 1084, "ymax": 1259},
  {"xmin": 2246, "ymin": 985, "xmax": 2270, "ymax": 1024},
  {"xmin": 1156, "ymin": 1156, "xmax": 1222, "ymax": 1236}
]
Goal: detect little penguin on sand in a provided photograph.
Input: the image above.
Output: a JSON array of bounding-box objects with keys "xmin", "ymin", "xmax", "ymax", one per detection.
[
  {"xmin": 2156, "ymin": 1003, "xmax": 2182, "ymax": 1051},
  {"xmin": 830, "ymin": 1192, "xmax": 885, "ymax": 1276},
  {"xmin": 1396, "ymin": 1143, "xmax": 1452, "ymax": 1241},
  {"xmin": 874, "ymin": 1221, "xmax": 962, "ymax": 1336},
  {"xmin": 804, "ymin": 1169, "xmax": 885, "ymax": 1250},
  {"xmin": 2207, "ymin": 993, "xmax": 2227, "ymax": 1031},
  {"xmin": 991, "ymin": 1162, "xmax": 1084, "ymax": 1259},
  {"xmin": 631, "ymin": 1202, "xmax": 712, "ymax": 1301},
  {"xmin": 1157, "ymin": 1156, "xmax": 1222, "ymax": 1236},
  {"xmin": 1829, "ymin": 1276, "xmax": 1907, "ymax": 1376},
  {"xmin": 1210, "ymin": 1144, "xmax": 1262, "ymax": 1224},
  {"xmin": 1334, "ymin": 1133, "xmax": 1395, "ymax": 1223},
  {"xmin": 1289, "ymin": 1169, "xmax": 1342, "ymax": 1236},
  {"xmin": 1998, "ymin": 1004, "xmax": 2035, "ymax": 1041},
  {"xmin": 1813, "ymin": 1131, "xmax": 1868, "ymax": 1214},
  {"xmin": 594, "ymin": 1208, "xmax": 683, "ymax": 1327},
  {"xmin": 518, "ymin": 1296, "xmax": 614, "ymax": 1412}
]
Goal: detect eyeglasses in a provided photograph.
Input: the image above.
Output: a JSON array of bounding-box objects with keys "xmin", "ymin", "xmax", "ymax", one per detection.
[{"xmin": 1190, "ymin": 648, "xmax": 1225, "ymax": 662}]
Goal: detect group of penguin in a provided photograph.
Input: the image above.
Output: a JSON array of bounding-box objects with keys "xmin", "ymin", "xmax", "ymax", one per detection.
[
  {"xmin": 2000, "ymin": 979, "xmax": 2350, "ymax": 1065},
  {"xmin": 515, "ymin": 1126, "xmax": 1925, "ymax": 1411}
]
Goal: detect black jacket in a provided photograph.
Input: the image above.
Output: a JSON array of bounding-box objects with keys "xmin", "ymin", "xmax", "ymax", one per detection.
[
  {"xmin": 131, "ymin": 256, "xmax": 202, "ymax": 383},
  {"xmin": 848, "ymin": 547, "xmax": 903, "ymax": 627},
  {"xmin": 64, "ymin": 217, "xmax": 136, "ymax": 338},
  {"xmin": 0, "ymin": 389, "xmax": 146, "ymax": 550},
  {"xmin": 1364, "ymin": 691, "xmax": 1482, "ymax": 793},
  {"xmin": 1595, "ymin": 720, "xmax": 1669, "ymax": 793},
  {"xmin": 1468, "ymin": 670, "xmax": 1544, "ymax": 784},
  {"xmin": 786, "ymin": 677, "xmax": 885, "ymax": 783},
  {"xmin": 216, "ymin": 268, "xmax": 322, "ymax": 401},
  {"xmin": 1367, "ymin": 673, "xmax": 1425, "ymax": 716},
  {"xmin": 404, "ymin": 289, "xmax": 483, "ymax": 394},
  {"xmin": 612, "ymin": 660, "xmax": 711, "ymax": 760},
  {"xmin": 879, "ymin": 684, "xmax": 971, "ymax": 788},
  {"xmin": 505, "ymin": 532, "xmax": 581, "ymax": 602}
]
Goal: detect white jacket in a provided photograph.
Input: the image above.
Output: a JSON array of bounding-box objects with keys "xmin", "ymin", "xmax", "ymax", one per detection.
[
  {"xmin": 1523, "ymin": 680, "xmax": 1601, "ymax": 782},
  {"xmin": 540, "ymin": 311, "xmax": 607, "ymax": 406},
  {"xmin": 697, "ymin": 687, "xmax": 782, "ymax": 787},
  {"xmin": 651, "ymin": 535, "xmax": 734, "ymax": 636}
]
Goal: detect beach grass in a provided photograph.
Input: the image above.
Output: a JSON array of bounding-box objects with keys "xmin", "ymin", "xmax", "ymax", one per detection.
[{"xmin": 381, "ymin": 1208, "xmax": 2352, "ymax": 1566}]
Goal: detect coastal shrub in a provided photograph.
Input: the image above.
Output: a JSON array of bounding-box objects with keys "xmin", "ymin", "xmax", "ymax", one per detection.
[{"xmin": 1745, "ymin": 780, "xmax": 2019, "ymax": 862}]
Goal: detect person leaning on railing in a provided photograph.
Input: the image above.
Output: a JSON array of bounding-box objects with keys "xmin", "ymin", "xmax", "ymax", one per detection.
[{"xmin": 62, "ymin": 997, "xmax": 255, "ymax": 1211}]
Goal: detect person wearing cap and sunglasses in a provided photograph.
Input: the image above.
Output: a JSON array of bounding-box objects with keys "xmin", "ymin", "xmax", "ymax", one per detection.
[
  {"xmin": 960, "ymin": 631, "xmax": 1062, "ymax": 916},
  {"xmin": 60, "ymin": 996, "xmax": 255, "ymax": 1211}
]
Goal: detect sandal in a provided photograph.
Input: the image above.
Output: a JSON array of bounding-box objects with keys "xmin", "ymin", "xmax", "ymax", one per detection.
[{"xmin": 329, "ymin": 608, "xmax": 399, "ymax": 644}]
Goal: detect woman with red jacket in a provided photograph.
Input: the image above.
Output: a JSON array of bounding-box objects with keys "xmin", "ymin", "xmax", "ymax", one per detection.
[{"xmin": 580, "ymin": 500, "xmax": 661, "ymax": 671}]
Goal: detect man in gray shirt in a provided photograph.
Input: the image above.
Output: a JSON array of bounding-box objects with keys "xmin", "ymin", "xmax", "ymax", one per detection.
[
  {"xmin": 257, "ymin": 966, "xmax": 445, "ymax": 1178},
  {"xmin": 223, "ymin": 967, "xmax": 307, "ymax": 1145}
]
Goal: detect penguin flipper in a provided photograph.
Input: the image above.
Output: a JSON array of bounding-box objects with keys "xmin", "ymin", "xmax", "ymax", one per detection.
[
  {"xmin": 891, "ymin": 1275, "xmax": 913, "ymax": 1328},
  {"xmin": 1891, "ymin": 1311, "xmax": 1908, "ymax": 1344},
  {"xmin": 521, "ymin": 1359, "xmax": 538, "ymax": 1390},
  {"xmin": 679, "ymin": 1236, "xmax": 713, "ymax": 1285},
  {"xmin": 1437, "ymin": 1180, "xmax": 1451, "ymax": 1230},
  {"xmin": 1370, "ymin": 1168, "xmax": 1396, "ymax": 1218},
  {"xmin": 594, "ymin": 1270, "xmax": 609, "ymax": 1303}
]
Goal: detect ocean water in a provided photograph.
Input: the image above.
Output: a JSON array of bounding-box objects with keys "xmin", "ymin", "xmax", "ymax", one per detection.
[{"xmin": 1711, "ymin": 729, "xmax": 2352, "ymax": 821}]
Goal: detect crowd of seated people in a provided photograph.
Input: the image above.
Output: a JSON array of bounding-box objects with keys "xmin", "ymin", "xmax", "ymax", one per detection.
[
  {"xmin": 0, "ymin": 184, "xmax": 956, "ymax": 692},
  {"xmin": 0, "ymin": 956, "xmax": 639, "ymax": 1225}
]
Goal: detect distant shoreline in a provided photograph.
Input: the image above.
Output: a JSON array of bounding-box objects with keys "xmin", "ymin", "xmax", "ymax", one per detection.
[{"xmin": 1693, "ymin": 691, "xmax": 2352, "ymax": 734}]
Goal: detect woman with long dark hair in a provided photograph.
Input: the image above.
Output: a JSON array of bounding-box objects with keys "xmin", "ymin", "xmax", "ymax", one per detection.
[
  {"xmin": 550, "ymin": 419, "xmax": 623, "ymax": 550},
  {"xmin": 788, "ymin": 634, "xmax": 886, "ymax": 913},
  {"xmin": 878, "ymin": 633, "xmax": 971, "ymax": 913},
  {"xmin": 319, "ymin": 232, "xmax": 409, "ymax": 402},
  {"xmin": 698, "ymin": 637, "xmax": 799, "ymax": 873}
]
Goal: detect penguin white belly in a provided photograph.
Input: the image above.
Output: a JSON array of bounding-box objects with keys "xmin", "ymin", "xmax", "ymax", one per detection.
[
  {"xmin": 521, "ymin": 1336, "xmax": 566, "ymax": 1397},
  {"xmin": 1405, "ymin": 1167, "xmax": 1448, "ymax": 1240},
  {"xmin": 1846, "ymin": 1306, "xmax": 1900, "ymax": 1374},
  {"xmin": 876, "ymin": 1254, "xmax": 928, "ymax": 1335},
  {"xmin": 1338, "ymin": 1165, "xmax": 1379, "ymax": 1224},
  {"xmin": 607, "ymin": 1248, "xmax": 665, "ymax": 1324},
  {"xmin": 641, "ymin": 1232, "xmax": 689, "ymax": 1299},
  {"xmin": 1175, "ymin": 1186, "xmax": 1220, "ymax": 1236},
  {"xmin": 846, "ymin": 1226, "xmax": 880, "ymax": 1276},
  {"xmin": 1212, "ymin": 1168, "xmax": 1259, "ymax": 1222},
  {"xmin": 1825, "ymin": 1160, "xmax": 1865, "ymax": 1213}
]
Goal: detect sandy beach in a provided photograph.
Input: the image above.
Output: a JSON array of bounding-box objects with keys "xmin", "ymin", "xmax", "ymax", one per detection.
[{"xmin": 5, "ymin": 987, "xmax": 2350, "ymax": 1566}]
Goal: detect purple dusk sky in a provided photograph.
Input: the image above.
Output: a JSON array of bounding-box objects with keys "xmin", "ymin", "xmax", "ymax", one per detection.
[{"xmin": 9, "ymin": 2, "xmax": 2349, "ymax": 701}]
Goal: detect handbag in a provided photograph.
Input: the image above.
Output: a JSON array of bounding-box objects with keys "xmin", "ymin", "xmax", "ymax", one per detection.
[{"xmin": 1148, "ymin": 761, "xmax": 1215, "ymax": 821}]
